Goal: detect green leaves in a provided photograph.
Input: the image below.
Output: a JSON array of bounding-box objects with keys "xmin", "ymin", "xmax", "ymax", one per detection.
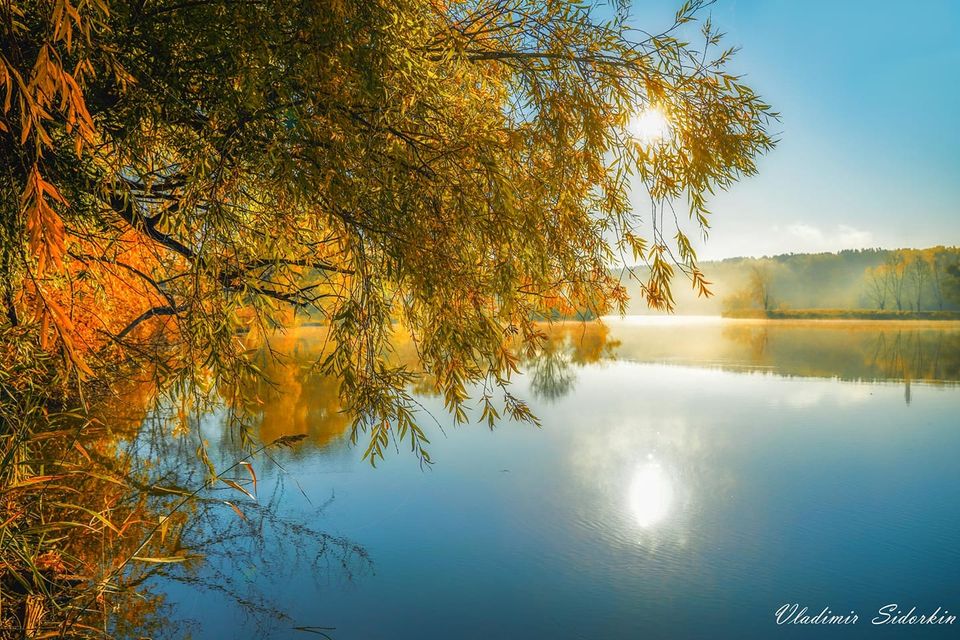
[{"xmin": 2, "ymin": 0, "xmax": 775, "ymax": 465}]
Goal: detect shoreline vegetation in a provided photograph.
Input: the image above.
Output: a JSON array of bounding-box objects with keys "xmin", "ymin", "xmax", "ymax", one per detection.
[
  {"xmin": 622, "ymin": 246, "xmax": 960, "ymax": 316},
  {"xmin": 720, "ymin": 309, "xmax": 960, "ymax": 321}
]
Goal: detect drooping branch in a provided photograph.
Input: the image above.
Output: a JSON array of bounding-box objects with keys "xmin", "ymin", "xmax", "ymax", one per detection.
[
  {"xmin": 109, "ymin": 193, "xmax": 197, "ymax": 261},
  {"xmin": 68, "ymin": 251, "xmax": 180, "ymax": 309},
  {"xmin": 108, "ymin": 191, "xmax": 353, "ymax": 289},
  {"xmin": 240, "ymin": 258, "xmax": 354, "ymax": 275},
  {"xmin": 116, "ymin": 305, "xmax": 187, "ymax": 339}
]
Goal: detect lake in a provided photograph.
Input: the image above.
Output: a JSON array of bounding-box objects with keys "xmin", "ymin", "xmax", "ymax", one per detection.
[{"xmin": 137, "ymin": 317, "xmax": 960, "ymax": 639}]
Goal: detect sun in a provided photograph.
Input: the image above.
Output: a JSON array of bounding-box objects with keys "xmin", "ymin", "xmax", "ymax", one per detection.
[{"xmin": 629, "ymin": 106, "xmax": 672, "ymax": 146}]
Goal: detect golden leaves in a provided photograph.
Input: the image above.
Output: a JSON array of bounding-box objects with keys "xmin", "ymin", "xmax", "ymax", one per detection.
[
  {"xmin": 18, "ymin": 165, "xmax": 96, "ymax": 373},
  {"xmin": 1, "ymin": 1, "xmax": 105, "ymax": 367},
  {"xmin": 8, "ymin": 42, "xmax": 97, "ymax": 156},
  {"xmin": 223, "ymin": 501, "xmax": 247, "ymax": 521},
  {"xmin": 51, "ymin": 0, "xmax": 96, "ymax": 53},
  {"xmin": 22, "ymin": 165, "xmax": 67, "ymax": 274},
  {"xmin": 1, "ymin": 0, "xmax": 776, "ymax": 468},
  {"xmin": 221, "ymin": 478, "xmax": 255, "ymax": 501},
  {"xmin": 34, "ymin": 292, "xmax": 96, "ymax": 378},
  {"xmin": 644, "ymin": 244, "xmax": 676, "ymax": 312},
  {"xmin": 20, "ymin": 164, "xmax": 100, "ymax": 376}
]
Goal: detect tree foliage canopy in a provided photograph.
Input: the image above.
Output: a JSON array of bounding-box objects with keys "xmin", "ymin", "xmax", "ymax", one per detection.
[{"xmin": 1, "ymin": 0, "xmax": 776, "ymax": 462}]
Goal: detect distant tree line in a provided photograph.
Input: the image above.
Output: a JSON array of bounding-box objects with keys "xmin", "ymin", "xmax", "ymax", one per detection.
[
  {"xmin": 862, "ymin": 248, "xmax": 959, "ymax": 311},
  {"xmin": 724, "ymin": 247, "xmax": 960, "ymax": 313},
  {"xmin": 623, "ymin": 247, "xmax": 960, "ymax": 315}
]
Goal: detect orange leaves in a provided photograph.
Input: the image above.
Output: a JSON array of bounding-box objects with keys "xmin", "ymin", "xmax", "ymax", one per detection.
[
  {"xmin": 60, "ymin": 66, "xmax": 96, "ymax": 154},
  {"xmin": 51, "ymin": 0, "xmax": 90, "ymax": 53},
  {"xmin": 35, "ymin": 550, "xmax": 68, "ymax": 575},
  {"xmin": 238, "ymin": 461, "xmax": 258, "ymax": 496},
  {"xmin": 1, "ymin": 0, "xmax": 103, "ymax": 149},
  {"xmin": 13, "ymin": 42, "xmax": 97, "ymax": 155},
  {"xmin": 2, "ymin": 3, "xmax": 107, "ymax": 368},
  {"xmin": 0, "ymin": 60, "xmax": 15, "ymax": 131},
  {"xmin": 221, "ymin": 478, "xmax": 255, "ymax": 501},
  {"xmin": 2, "ymin": 2, "xmax": 100, "ymax": 346},
  {"xmin": 22, "ymin": 165, "xmax": 68, "ymax": 274},
  {"xmin": 223, "ymin": 501, "xmax": 247, "ymax": 521},
  {"xmin": 33, "ymin": 291, "xmax": 95, "ymax": 378}
]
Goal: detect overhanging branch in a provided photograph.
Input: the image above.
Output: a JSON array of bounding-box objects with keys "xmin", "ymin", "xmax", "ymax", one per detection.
[{"xmin": 116, "ymin": 305, "xmax": 187, "ymax": 339}]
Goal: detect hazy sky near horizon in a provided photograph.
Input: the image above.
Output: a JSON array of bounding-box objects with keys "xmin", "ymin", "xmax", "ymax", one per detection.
[{"xmin": 626, "ymin": 0, "xmax": 959, "ymax": 260}]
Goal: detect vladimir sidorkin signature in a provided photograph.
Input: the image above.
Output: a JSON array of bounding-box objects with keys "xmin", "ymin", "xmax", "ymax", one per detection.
[{"xmin": 776, "ymin": 603, "xmax": 957, "ymax": 626}]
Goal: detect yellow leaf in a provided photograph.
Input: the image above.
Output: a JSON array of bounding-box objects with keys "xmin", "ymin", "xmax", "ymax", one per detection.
[
  {"xmin": 223, "ymin": 501, "xmax": 247, "ymax": 521},
  {"xmin": 221, "ymin": 478, "xmax": 255, "ymax": 501}
]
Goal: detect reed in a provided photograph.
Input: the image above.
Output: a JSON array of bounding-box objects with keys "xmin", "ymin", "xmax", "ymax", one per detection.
[{"xmin": 1, "ymin": 327, "xmax": 339, "ymax": 638}]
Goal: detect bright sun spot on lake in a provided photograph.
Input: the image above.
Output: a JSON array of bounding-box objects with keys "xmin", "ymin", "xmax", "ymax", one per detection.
[
  {"xmin": 628, "ymin": 459, "xmax": 674, "ymax": 528},
  {"xmin": 629, "ymin": 106, "xmax": 672, "ymax": 146}
]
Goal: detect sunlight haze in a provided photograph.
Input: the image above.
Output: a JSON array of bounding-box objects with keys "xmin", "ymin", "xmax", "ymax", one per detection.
[{"xmin": 628, "ymin": 0, "xmax": 960, "ymax": 259}]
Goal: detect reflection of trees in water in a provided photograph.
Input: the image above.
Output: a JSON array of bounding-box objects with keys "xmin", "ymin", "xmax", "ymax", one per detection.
[
  {"xmin": 525, "ymin": 323, "xmax": 620, "ymax": 401},
  {"xmin": 529, "ymin": 348, "xmax": 576, "ymax": 401},
  {"xmin": 233, "ymin": 323, "xmax": 625, "ymax": 434},
  {"xmin": 866, "ymin": 330, "xmax": 956, "ymax": 404},
  {"xmin": 229, "ymin": 327, "xmax": 441, "ymax": 450},
  {"xmin": 720, "ymin": 324, "xmax": 770, "ymax": 362},
  {"xmin": 720, "ymin": 323, "xmax": 960, "ymax": 400},
  {"xmin": 228, "ymin": 354, "xmax": 351, "ymax": 450},
  {"xmin": 867, "ymin": 330, "xmax": 949, "ymax": 382},
  {"xmin": 1, "ymin": 382, "xmax": 368, "ymax": 638},
  {"xmin": 120, "ymin": 417, "xmax": 372, "ymax": 638},
  {"xmin": 521, "ymin": 321, "xmax": 960, "ymax": 405},
  {"xmin": 5, "ymin": 323, "xmax": 625, "ymax": 636}
]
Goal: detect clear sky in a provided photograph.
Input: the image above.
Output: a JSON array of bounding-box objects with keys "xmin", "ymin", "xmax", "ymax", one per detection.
[{"xmin": 627, "ymin": 0, "xmax": 960, "ymax": 260}]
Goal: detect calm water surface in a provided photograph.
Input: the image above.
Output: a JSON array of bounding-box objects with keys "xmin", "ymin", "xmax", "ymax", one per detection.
[{"xmin": 150, "ymin": 318, "xmax": 960, "ymax": 639}]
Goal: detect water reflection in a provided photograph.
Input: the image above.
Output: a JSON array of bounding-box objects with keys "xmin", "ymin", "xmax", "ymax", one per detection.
[
  {"xmin": 120, "ymin": 318, "xmax": 960, "ymax": 638},
  {"xmin": 13, "ymin": 317, "xmax": 960, "ymax": 637},
  {"xmin": 204, "ymin": 319, "xmax": 960, "ymax": 455},
  {"xmin": 0, "ymin": 359, "xmax": 369, "ymax": 639},
  {"xmin": 628, "ymin": 458, "xmax": 675, "ymax": 528},
  {"xmin": 525, "ymin": 322, "xmax": 619, "ymax": 401},
  {"xmin": 530, "ymin": 318, "xmax": 960, "ymax": 403}
]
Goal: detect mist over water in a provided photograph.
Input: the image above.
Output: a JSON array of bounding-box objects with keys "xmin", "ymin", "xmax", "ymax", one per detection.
[{"xmin": 149, "ymin": 318, "xmax": 960, "ymax": 639}]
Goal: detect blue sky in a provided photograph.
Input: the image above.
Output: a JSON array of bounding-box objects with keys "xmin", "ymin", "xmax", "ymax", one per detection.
[{"xmin": 626, "ymin": 0, "xmax": 960, "ymax": 260}]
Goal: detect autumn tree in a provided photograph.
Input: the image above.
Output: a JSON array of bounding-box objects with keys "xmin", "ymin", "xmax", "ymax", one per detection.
[
  {"xmin": 906, "ymin": 251, "xmax": 930, "ymax": 311},
  {"xmin": 926, "ymin": 247, "xmax": 956, "ymax": 311},
  {"xmin": 944, "ymin": 262, "xmax": 960, "ymax": 307},
  {"xmin": 1, "ymin": 0, "xmax": 776, "ymax": 462},
  {"xmin": 748, "ymin": 261, "xmax": 775, "ymax": 311},
  {"xmin": 863, "ymin": 264, "xmax": 891, "ymax": 310},
  {"xmin": 886, "ymin": 252, "xmax": 908, "ymax": 311}
]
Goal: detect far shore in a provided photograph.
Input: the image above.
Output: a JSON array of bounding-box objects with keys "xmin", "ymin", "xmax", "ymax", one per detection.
[
  {"xmin": 289, "ymin": 312, "xmax": 960, "ymax": 333},
  {"xmin": 596, "ymin": 314, "xmax": 960, "ymax": 328},
  {"xmin": 720, "ymin": 309, "xmax": 960, "ymax": 322}
]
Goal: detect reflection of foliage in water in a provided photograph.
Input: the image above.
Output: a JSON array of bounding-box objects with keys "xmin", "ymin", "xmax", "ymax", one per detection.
[
  {"xmin": 7, "ymin": 319, "xmax": 959, "ymax": 635},
  {"xmin": 0, "ymin": 334, "xmax": 368, "ymax": 638},
  {"xmin": 530, "ymin": 349, "xmax": 577, "ymax": 401},
  {"xmin": 719, "ymin": 323, "xmax": 960, "ymax": 385},
  {"xmin": 115, "ymin": 414, "xmax": 372, "ymax": 638},
  {"xmin": 525, "ymin": 322, "xmax": 620, "ymax": 401},
  {"xmin": 866, "ymin": 330, "xmax": 954, "ymax": 382},
  {"xmin": 520, "ymin": 320, "xmax": 960, "ymax": 403}
]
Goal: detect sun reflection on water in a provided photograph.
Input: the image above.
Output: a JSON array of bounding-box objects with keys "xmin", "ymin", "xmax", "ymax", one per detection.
[{"xmin": 627, "ymin": 457, "xmax": 675, "ymax": 528}]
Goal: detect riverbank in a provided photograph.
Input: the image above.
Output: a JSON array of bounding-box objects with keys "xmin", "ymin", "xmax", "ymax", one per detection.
[{"xmin": 722, "ymin": 309, "xmax": 960, "ymax": 321}]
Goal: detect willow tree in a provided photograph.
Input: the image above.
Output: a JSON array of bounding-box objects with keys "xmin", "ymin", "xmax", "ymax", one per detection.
[{"xmin": 1, "ymin": 0, "xmax": 775, "ymax": 461}]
